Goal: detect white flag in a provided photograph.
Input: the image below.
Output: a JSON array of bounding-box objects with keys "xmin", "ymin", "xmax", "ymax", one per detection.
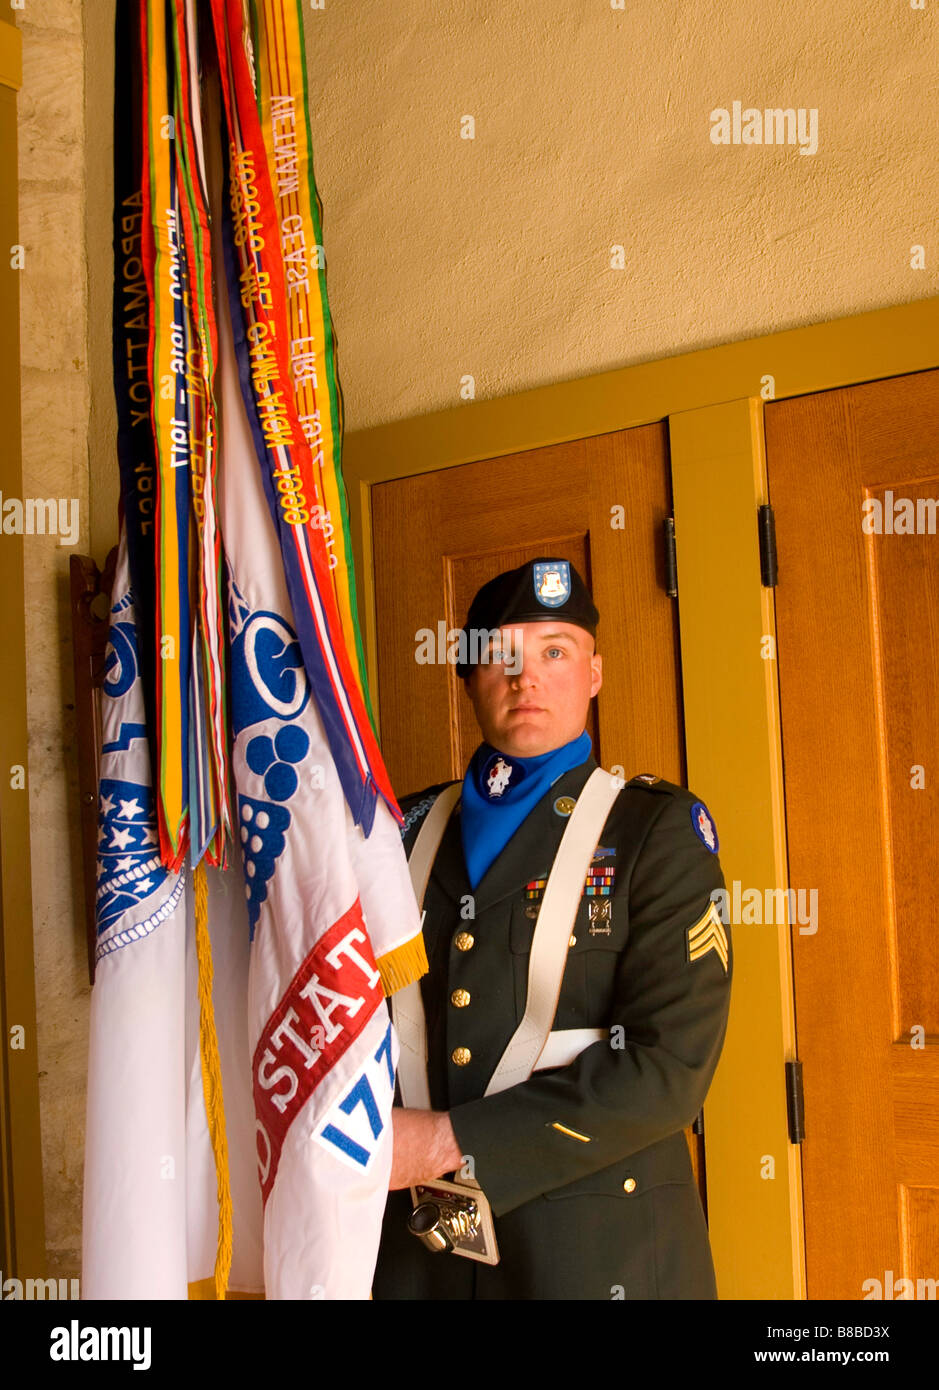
[
  {"xmin": 82, "ymin": 536, "xmax": 263, "ymax": 1299},
  {"xmin": 215, "ymin": 232, "xmax": 421, "ymax": 1297}
]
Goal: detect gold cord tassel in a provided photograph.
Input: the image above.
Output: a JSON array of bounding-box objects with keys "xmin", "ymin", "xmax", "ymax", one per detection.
[{"xmin": 193, "ymin": 860, "xmax": 233, "ymax": 1300}]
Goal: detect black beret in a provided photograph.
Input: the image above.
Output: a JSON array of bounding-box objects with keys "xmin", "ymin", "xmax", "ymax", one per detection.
[{"xmin": 455, "ymin": 557, "xmax": 599, "ymax": 678}]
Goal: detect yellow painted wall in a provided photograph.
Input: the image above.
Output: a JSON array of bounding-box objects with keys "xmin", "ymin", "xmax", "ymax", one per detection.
[
  {"xmin": 14, "ymin": 0, "xmax": 938, "ymax": 1278},
  {"xmin": 293, "ymin": 0, "xmax": 937, "ymax": 429}
]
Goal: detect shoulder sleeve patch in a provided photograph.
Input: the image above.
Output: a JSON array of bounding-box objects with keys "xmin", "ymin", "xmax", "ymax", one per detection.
[{"xmin": 689, "ymin": 800, "xmax": 719, "ymax": 853}]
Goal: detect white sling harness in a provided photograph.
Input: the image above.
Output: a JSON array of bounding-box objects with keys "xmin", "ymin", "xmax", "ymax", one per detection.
[{"xmin": 391, "ymin": 767, "xmax": 623, "ymax": 1106}]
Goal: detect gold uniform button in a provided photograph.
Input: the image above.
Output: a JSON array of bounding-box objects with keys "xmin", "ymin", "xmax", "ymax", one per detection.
[
  {"xmin": 525, "ymin": 905, "xmax": 539, "ymax": 919},
  {"xmin": 451, "ymin": 988, "xmax": 471, "ymax": 1008},
  {"xmin": 623, "ymin": 1178, "xmax": 637, "ymax": 1194},
  {"xmin": 451, "ymin": 1046, "xmax": 471, "ymax": 1066},
  {"xmin": 554, "ymin": 795, "xmax": 576, "ymax": 817},
  {"xmin": 454, "ymin": 931, "xmax": 475, "ymax": 951},
  {"xmin": 569, "ymin": 935, "xmax": 577, "ymax": 947}
]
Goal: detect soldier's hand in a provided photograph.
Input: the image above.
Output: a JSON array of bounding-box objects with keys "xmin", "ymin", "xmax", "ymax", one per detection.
[{"xmin": 389, "ymin": 1108, "xmax": 463, "ymax": 1190}]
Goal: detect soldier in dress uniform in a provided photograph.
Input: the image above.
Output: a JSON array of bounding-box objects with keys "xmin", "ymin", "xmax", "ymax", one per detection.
[{"xmin": 371, "ymin": 558, "xmax": 732, "ymax": 1300}]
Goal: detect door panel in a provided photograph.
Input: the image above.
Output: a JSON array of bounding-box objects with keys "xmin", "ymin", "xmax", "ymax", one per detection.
[{"xmin": 766, "ymin": 368, "xmax": 939, "ymax": 1299}]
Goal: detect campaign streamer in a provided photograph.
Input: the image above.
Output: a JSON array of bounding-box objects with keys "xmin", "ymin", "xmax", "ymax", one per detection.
[
  {"xmin": 207, "ymin": 0, "xmax": 401, "ymax": 835},
  {"xmin": 250, "ymin": 0, "xmax": 373, "ymax": 720}
]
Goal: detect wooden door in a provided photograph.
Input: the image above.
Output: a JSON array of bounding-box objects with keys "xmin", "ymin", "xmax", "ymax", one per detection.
[
  {"xmin": 371, "ymin": 423, "xmax": 710, "ymax": 1195},
  {"xmin": 766, "ymin": 368, "xmax": 939, "ymax": 1299}
]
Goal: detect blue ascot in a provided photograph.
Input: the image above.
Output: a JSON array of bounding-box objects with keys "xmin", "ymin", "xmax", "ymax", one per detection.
[{"xmin": 460, "ymin": 731, "xmax": 593, "ymax": 889}]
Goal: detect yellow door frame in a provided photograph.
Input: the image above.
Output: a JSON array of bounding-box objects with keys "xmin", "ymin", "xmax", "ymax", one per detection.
[
  {"xmin": 344, "ymin": 295, "xmax": 939, "ymax": 1299},
  {"xmin": 0, "ymin": 14, "xmax": 47, "ymax": 1280}
]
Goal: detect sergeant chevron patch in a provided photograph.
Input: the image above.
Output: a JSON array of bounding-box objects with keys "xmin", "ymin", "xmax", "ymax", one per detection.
[{"xmin": 686, "ymin": 901, "xmax": 729, "ymax": 973}]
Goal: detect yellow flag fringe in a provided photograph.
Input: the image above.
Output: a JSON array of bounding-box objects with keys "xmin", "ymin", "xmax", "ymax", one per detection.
[{"xmin": 375, "ymin": 933, "xmax": 429, "ymax": 997}]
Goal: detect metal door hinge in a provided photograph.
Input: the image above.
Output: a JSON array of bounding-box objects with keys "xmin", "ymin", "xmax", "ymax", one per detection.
[
  {"xmin": 785, "ymin": 1059, "xmax": 804, "ymax": 1144},
  {"xmin": 663, "ymin": 516, "xmax": 678, "ymax": 597},
  {"xmin": 759, "ymin": 503, "xmax": 777, "ymax": 587}
]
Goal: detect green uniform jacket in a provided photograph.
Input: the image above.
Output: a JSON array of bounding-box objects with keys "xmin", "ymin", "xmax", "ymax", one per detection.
[{"xmin": 372, "ymin": 755, "xmax": 732, "ymax": 1300}]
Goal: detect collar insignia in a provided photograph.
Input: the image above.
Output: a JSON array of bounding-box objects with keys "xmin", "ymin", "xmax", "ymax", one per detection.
[{"xmin": 482, "ymin": 752, "xmax": 522, "ymax": 799}]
